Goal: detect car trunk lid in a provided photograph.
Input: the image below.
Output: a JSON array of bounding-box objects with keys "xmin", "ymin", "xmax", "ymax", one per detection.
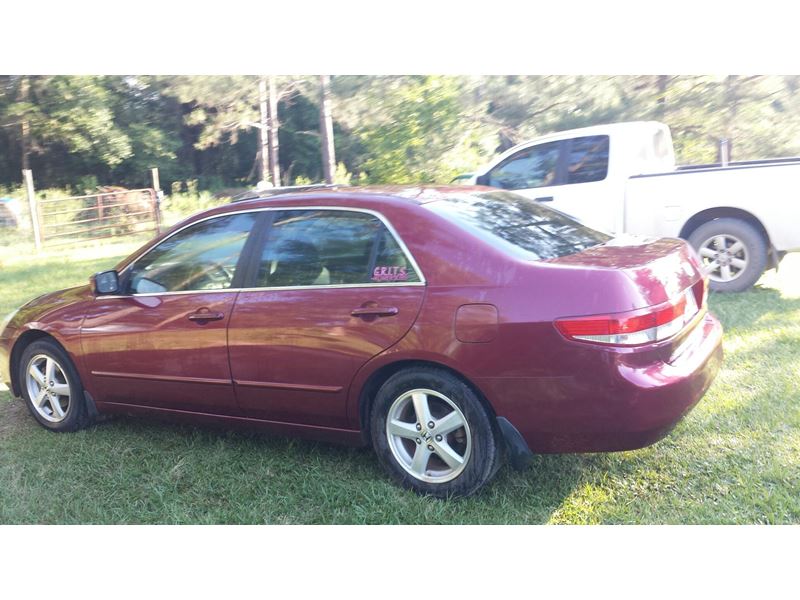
[
  {"xmin": 547, "ymin": 236, "xmax": 704, "ymax": 307},
  {"xmin": 548, "ymin": 236, "xmax": 707, "ymax": 349}
]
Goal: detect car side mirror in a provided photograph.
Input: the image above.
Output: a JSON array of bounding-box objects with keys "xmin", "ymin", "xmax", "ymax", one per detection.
[
  {"xmin": 475, "ymin": 174, "xmax": 489, "ymax": 186},
  {"xmin": 93, "ymin": 270, "xmax": 121, "ymax": 295}
]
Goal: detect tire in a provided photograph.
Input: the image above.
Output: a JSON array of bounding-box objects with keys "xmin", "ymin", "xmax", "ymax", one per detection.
[
  {"xmin": 687, "ymin": 218, "xmax": 768, "ymax": 293},
  {"xmin": 18, "ymin": 339, "xmax": 91, "ymax": 432},
  {"xmin": 370, "ymin": 366, "xmax": 502, "ymax": 498}
]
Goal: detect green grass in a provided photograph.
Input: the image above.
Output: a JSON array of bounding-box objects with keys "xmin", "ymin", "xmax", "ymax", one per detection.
[{"xmin": 1, "ymin": 241, "xmax": 798, "ymax": 524}]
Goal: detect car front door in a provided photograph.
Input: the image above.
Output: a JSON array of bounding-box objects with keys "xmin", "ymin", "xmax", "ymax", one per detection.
[
  {"xmin": 227, "ymin": 208, "xmax": 426, "ymax": 429},
  {"xmin": 81, "ymin": 211, "xmax": 260, "ymax": 415}
]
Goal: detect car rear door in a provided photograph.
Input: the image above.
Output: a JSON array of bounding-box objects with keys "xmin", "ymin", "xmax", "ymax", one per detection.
[
  {"xmin": 81, "ymin": 211, "xmax": 261, "ymax": 415},
  {"xmin": 227, "ymin": 208, "xmax": 426, "ymax": 429}
]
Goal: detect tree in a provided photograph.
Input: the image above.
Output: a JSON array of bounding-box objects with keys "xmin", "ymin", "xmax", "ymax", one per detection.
[
  {"xmin": 0, "ymin": 76, "xmax": 137, "ymax": 188},
  {"xmin": 319, "ymin": 75, "xmax": 336, "ymax": 184},
  {"xmin": 267, "ymin": 76, "xmax": 280, "ymax": 186},
  {"xmin": 258, "ymin": 77, "xmax": 269, "ymax": 185},
  {"xmin": 353, "ymin": 76, "xmax": 493, "ymax": 183},
  {"xmin": 3, "ymin": 74, "xmax": 800, "ymax": 193}
]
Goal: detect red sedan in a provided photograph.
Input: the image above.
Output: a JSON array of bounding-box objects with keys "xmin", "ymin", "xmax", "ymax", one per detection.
[{"xmin": 0, "ymin": 187, "xmax": 723, "ymax": 497}]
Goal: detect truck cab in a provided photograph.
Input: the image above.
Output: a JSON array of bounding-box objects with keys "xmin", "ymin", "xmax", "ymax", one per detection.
[{"xmin": 472, "ymin": 121, "xmax": 675, "ymax": 234}]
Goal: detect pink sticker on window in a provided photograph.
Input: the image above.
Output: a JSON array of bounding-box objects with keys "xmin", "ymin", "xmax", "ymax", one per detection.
[{"xmin": 372, "ymin": 266, "xmax": 408, "ymax": 282}]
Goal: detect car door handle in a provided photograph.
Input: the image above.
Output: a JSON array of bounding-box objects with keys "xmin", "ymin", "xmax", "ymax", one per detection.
[
  {"xmin": 351, "ymin": 306, "xmax": 399, "ymax": 318},
  {"xmin": 188, "ymin": 311, "xmax": 225, "ymax": 322},
  {"xmin": 536, "ymin": 196, "xmax": 554, "ymax": 202}
]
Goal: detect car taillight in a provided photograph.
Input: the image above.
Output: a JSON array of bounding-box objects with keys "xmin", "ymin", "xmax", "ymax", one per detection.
[{"xmin": 555, "ymin": 285, "xmax": 701, "ymax": 346}]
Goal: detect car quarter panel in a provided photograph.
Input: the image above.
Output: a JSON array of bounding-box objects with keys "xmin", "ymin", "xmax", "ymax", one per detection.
[
  {"xmin": 346, "ymin": 250, "xmax": 718, "ymax": 452},
  {"xmin": 345, "ymin": 263, "xmax": 638, "ymax": 426}
]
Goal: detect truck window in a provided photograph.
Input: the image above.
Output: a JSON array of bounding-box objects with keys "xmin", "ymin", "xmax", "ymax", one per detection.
[
  {"xmin": 486, "ymin": 141, "xmax": 561, "ymax": 190},
  {"xmin": 566, "ymin": 135, "xmax": 609, "ymax": 184}
]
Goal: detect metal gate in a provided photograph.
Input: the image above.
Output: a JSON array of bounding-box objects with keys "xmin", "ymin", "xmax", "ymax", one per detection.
[{"xmin": 36, "ymin": 188, "xmax": 161, "ymax": 246}]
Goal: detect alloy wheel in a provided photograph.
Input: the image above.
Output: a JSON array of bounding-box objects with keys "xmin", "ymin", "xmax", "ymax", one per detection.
[
  {"xmin": 698, "ymin": 234, "xmax": 749, "ymax": 283},
  {"xmin": 385, "ymin": 388, "xmax": 472, "ymax": 484},
  {"xmin": 25, "ymin": 354, "xmax": 71, "ymax": 423}
]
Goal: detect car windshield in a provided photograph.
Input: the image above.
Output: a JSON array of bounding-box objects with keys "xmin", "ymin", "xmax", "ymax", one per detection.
[{"xmin": 425, "ymin": 190, "xmax": 611, "ymax": 260}]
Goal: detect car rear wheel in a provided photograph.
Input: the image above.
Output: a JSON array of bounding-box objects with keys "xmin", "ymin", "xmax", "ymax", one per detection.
[
  {"xmin": 688, "ymin": 218, "xmax": 768, "ymax": 293},
  {"xmin": 19, "ymin": 339, "xmax": 91, "ymax": 432},
  {"xmin": 370, "ymin": 367, "xmax": 502, "ymax": 498}
]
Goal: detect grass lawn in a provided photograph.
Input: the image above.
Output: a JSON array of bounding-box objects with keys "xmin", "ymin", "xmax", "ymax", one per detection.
[{"xmin": 1, "ymin": 236, "xmax": 798, "ymax": 524}]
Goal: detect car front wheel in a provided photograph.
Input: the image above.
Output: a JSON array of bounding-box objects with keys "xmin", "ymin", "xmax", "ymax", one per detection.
[
  {"xmin": 370, "ymin": 367, "xmax": 502, "ymax": 498},
  {"xmin": 19, "ymin": 339, "xmax": 91, "ymax": 432}
]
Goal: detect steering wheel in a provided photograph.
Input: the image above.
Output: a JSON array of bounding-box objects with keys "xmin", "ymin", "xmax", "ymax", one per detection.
[{"xmin": 186, "ymin": 261, "xmax": 234, "ymax": 290}]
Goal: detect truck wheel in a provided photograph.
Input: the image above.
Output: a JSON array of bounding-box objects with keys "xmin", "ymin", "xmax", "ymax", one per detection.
[{"xmin": 688, "ymin": 218, "xmax": 768, "ymax": 293}]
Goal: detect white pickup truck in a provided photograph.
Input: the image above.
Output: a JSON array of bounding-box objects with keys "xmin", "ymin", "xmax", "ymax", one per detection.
[{"xmin": 459, "ymin": 121, "xmax": 800, "ymax": 291}]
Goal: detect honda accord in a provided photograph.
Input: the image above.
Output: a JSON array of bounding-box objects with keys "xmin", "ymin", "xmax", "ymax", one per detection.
[{"xmin": 0, "ymin": 186, "xmax": 723, "ymax": 497}]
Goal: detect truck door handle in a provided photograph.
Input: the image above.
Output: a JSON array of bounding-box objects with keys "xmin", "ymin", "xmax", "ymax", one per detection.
[
  {"xmin": 536, "ymin": 196, "xmax": 554, "ymax": 202},
  {"xmin": 188, "ymin": 310, "xmax": 225, "ymax": 322},
  {"xmin": 351, "ymin": 306, "xmax": 399, "ymax": 318}
]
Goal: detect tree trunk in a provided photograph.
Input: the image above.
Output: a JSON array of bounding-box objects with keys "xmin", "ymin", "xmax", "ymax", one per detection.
[
  {"xmin": 723, "ymin": 75, "xmax": 738, "ymax": 161},
  {"xmin": 267, "ymin": 76, "xmax": 280, "ymax": 186},
  {"xmin": 319, "ymin": 75, "xmax": 336, "ymax": 184},
  {"xmin": 258, "ymin": 77, "xmax": 269, "ymax": 184},
  {"xmin": 655, "ymin": 75, "xmax": 668, "ymax": 120},
  {"xmin": 19, "ymin": 76, "xmax": 30, "ymax": 171}
]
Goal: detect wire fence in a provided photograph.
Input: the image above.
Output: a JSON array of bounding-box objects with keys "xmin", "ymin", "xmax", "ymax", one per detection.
[{"xmin": 34, "ymin": 188, "xmax": 161, "ymax": 247}]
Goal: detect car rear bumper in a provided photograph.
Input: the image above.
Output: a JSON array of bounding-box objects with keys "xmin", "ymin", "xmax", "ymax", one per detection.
[{"xmin": 478, "ymin": 312, "xmax": 723, "ymax": 454}]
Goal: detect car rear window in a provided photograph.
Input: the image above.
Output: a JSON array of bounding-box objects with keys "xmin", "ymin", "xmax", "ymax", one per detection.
[{"xmin": 425, "ymin": 191, "xmax": 611, "ymax": 260}]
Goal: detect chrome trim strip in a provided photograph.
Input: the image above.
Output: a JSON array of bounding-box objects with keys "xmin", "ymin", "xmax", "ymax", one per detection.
[
  {"xmin": 234, "ymin": 379, "xmax": 343, "ymax": 393},
  {"xmin": 91, "ymin": 370, "xmax": 231, "ymax": 386},
  {"xmin": 98, "ymin": 280, "xmax": 426, "ymax": 300},
  {"xmin": 117, "ymin": 205, "xmax": 427, "ymax": 296}
]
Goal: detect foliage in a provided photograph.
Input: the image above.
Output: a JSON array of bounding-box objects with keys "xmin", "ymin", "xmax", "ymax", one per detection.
[
  {"xmin": 333, "ymin": 162, "xmax": 352, "ymax": 185},
  {"xmin": 160, "ymin": 191, "xmax": 231, "ymax": 227},
  {"xmin": 356, "ymin": 76, "xmax": 491, "ymax": 184},
  {"xmin": 2, "ymin": 75, "xmax": 800, "ymax": 192}
]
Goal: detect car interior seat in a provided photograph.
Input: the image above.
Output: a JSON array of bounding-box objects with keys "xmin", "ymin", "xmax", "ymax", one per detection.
[{"xmin": 262, "ymin": 239, "xmax": 325, "ymax": 287}]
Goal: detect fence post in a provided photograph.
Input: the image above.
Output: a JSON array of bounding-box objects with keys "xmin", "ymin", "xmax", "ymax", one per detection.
[
  {"xmin": 150, "ymin": 167, "xmax": 163, "ymax": 233},
  {"xmin": 22, "ymin": 169, "xmax": 41, "ymax": 250}
]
